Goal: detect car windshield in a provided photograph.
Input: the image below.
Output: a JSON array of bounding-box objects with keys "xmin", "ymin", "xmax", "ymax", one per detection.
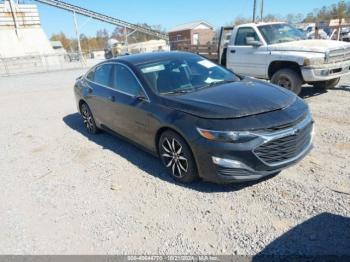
[
  {"xmin": 137, "ymin": 56, "xmax": 237, "ymax": 95},
  {"xmin": 258, "ymin": 24, "xmax": 306, "ymax": 44}
]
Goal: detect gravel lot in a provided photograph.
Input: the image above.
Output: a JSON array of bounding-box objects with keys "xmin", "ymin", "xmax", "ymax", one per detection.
[{"xmin": 0, "ymin": 69, "xmax": 349, "ymax": 256}]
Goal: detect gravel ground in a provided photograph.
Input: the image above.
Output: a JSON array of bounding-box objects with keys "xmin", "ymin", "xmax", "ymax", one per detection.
[{"xmin": 0, "ymin": 69, "xmax": 349, "ymax": 255}]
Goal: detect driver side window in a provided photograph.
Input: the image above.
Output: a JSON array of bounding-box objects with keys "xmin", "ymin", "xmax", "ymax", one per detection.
[{"xmin": 235, "ymin": 27, "xmax": 260, "ymax": 46}]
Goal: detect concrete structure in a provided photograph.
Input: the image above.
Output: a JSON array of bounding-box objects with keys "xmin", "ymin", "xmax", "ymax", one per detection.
[
  {"xmin": 0, "ymin": 0, "xmax": 61, "ymax": 74},
  {"xmin": 168, "ymin": 20, "xmax": 214, "ymax": 50},
  {"xmin": 0, "ymin": 1, "xmax": 56, "ymax": 57}
]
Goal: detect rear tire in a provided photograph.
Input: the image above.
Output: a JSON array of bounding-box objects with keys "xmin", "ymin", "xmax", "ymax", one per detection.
[
  {"xmin": 271, "ymin": 68, "xmax": 303, "ymax": 95},
  {"xmin": 158, "ymin": 130, "xmax": 198, "ymax": 183},
  {"xmin": 80, "ymin": 103, "xmax": 99, "ymax": 134},
  {"xmin": 312, "ymin": 78, "xmax": 340, "ymax": 89}
]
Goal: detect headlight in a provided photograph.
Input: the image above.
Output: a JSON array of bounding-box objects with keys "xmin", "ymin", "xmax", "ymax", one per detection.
[
  {"xmin": 303, "ymin": 57, "xmax": 325, "ymax": 66},
  {"xmin": 196, "ymin": 128, "xmax": 256, "ymax": 142}
]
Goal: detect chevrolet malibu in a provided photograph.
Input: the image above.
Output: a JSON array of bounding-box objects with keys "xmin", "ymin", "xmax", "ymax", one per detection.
[{"xmin": 74, "ymin": 52, "xmax": 313, "ymax": 184}]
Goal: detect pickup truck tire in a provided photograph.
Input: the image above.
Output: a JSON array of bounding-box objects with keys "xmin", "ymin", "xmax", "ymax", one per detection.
[
  {"xmin": 271, "ymin": 69, "xmax": 303, "ymax": 95},
  {"xmin": 313, "ymin": 78, "xmax": 340, "ymax": 89}
]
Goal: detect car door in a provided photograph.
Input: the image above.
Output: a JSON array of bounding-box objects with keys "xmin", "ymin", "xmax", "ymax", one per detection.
[
  {"xmin": 84, "ymin": 63, "xmax": 115, "ymax": 126},
  {"xmin": 226, "ymin": 27, "xmax": 268, "ymax": 78},
  {"xmin": 107, "ymin": 63, "xmax": 154, "ymax": 147}
]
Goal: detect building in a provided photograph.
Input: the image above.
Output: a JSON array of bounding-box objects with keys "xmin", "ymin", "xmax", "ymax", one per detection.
[{"xmin": 168, "ymin": 20, "xmax": 214, "ymax": 50}]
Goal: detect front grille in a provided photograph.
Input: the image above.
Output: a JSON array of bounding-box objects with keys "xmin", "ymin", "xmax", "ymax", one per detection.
[
  {"xmin": 254, "ymin": 123, "xmax": 313, "ymax": 165},
  {"xmin": 326, "ymin": 47, "xmax": 350, "ymax": 63}
]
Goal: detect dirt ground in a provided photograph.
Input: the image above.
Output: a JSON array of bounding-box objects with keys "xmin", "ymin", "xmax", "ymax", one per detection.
[{"xmin": 0, "ymin": 69, "xmax": 349, "ymax": 255}]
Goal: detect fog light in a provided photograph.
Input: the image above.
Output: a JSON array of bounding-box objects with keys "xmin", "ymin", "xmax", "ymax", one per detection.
[{"xmin": 212, "ymin": 157, "xmax": 254, "ymax": 171}]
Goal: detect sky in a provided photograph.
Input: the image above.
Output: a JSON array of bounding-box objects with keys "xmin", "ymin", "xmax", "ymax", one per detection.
[{"xmin": 23, "ymin": 0, "xmax": 343, "ymax": 38}]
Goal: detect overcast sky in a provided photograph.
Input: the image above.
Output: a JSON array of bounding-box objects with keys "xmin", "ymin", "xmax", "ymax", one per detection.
[{"xmin": 24, "ymin": 0, "xmax": 343, "ymax": 37}]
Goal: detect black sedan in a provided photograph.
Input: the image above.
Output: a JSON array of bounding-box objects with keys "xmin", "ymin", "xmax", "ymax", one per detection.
[{"xmin": 74, "ymin": 51, "xmax": 313, "ymax": 184}]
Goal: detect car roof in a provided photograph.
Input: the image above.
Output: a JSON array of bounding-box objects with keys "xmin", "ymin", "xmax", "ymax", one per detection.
[{"xmin": 110, "ymin": 51, "xmax": 201, "ymax": 66}]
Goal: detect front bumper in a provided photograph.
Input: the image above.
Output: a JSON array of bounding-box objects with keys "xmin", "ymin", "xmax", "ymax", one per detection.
[
  {"xmin": 302, "ymin": 60, "xmax": 350, "ymax": 82},
  {"xmin": 191, "ymin": 114, "xmax": 314, "ymax": 184}
]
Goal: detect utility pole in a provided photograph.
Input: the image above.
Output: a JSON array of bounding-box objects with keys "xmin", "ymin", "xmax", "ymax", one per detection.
[
  {"xmin": 252, "ymin": 0, "xmax": 257, "ymax": 22},
  {"xmin": 124, "ymin": 26, "xmax": 128, "ymax": 53},
  {"xmin": 73, "ymin": 11, "xmax": 84, "ymax": 64},
  {"xmin": 260, "ymin": 0, "xmax": 264, "ymax": 22}
]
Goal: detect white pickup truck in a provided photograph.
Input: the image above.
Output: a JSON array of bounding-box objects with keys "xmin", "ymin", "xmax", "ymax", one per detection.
[{"xmin": 220, "ymin": 22, "xmax": 350, "ymax": 94}]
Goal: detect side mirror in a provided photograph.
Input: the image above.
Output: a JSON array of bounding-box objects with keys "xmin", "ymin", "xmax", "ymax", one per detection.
[
  {"xmin": 246, "ymin": 37, "xmax": 262, "ymax": 47},
  {"xmin": 134, "ymin": 93, "xmax": 147, "ymax": 102}
]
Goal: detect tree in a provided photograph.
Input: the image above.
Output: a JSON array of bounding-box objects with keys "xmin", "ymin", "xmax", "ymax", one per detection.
[
  {"xmin": 234, "ymin": 16, "xmax": 251, "ymax": 25},
  {"xmin": 110, "ymin": 23, "xmax": 166, "ymax": 44},
  {"xmin": 79, "ymin": 34, "xmax": 89, "ymax": 52},
  {"xmin": 303, "ymin": 13, "xmax": 313, "ymax": 22},
  {"xmin": 331, "ymin": 1, "xmax": 347, "ymax": 19},
  {"xmin": 335, "ymin": 1, "xmax": 347, "ymax": 40},
  {"xmin": 264, "ymin": 14, "xmax": 281, "ymax": 22},
  {"xmin": 96, "ymin": 29, "xmax": 109, "ymax": 40}
]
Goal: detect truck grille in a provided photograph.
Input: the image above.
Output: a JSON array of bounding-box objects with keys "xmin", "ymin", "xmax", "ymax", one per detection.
[
  {"xmin": 326, "ymin": 47, "xmax": 350, "ymax": 63},
  {"xmin": 254, "ymin": 122, "xmax": 313, "ymax": 166}
]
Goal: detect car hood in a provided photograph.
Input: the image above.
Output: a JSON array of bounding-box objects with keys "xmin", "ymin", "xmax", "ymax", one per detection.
[
  {"xmin": 162, "ymin": 78, "xmax": 296, "ymax": 119},
  {"xmin": 268, "ymin": 39, "xmax": 350, "ymax": 53}
]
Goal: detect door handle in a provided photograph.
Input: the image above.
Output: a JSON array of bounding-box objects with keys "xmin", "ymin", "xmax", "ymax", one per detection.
[
  {"xmin": 230, "ymin": 49, "xmax": 236, "ymax": 53},
  {"xmin": 87, "ymin": 87, "xmax": 93, "ymax": 94},
  {"xmin": 108, "ymin": 95, "xmax": 115, "ymax": 102}
]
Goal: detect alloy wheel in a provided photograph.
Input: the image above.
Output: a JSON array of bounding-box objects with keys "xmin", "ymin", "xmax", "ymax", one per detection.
[
  {"xmin": 81, "ymin": 104, "xmax": 95, "ymax": 133},
  {"xmin": 161, "ymin": 137, "xmax": 188, "ymax": 178}
]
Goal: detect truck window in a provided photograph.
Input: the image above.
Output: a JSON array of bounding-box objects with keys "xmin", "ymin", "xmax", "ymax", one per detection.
[{"xmin": 235, "ymin": 27, "xmax": 260, "ymax": 46}]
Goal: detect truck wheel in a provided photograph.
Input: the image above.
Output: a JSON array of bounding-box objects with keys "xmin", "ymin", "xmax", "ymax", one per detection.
[
  {"xmin": 271, "ymin": 69, "xmax": 303, "ymax": 95},
  {"xmin": 313, "ymin": 78, "xmax": 340, "ymax": 89}
]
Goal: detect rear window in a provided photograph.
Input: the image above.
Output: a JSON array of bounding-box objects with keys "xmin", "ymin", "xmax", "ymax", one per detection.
[{"xmin": 93, "ymin": 64, "xmax": 113, "ymax": 87}]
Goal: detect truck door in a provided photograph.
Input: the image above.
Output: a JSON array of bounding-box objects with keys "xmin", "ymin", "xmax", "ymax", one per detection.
[{"xmin": 226, "ymin": 27, "xmax": 268, "ymax": 78}]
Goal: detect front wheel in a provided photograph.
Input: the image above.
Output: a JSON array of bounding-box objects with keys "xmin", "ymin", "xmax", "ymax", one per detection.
[
  {"xmin": 271, "ymin": 69, "xmax": 303, "ymax": 95},
  {"xmin": 312, "ymin": 78, "xmax": 340, "ymax": 89},
  {"xmin": 158, "ymin": 131, "xmax": 198, "ymax": 183}
]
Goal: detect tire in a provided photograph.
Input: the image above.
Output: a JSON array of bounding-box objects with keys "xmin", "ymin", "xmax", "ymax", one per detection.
[
  {"xmin": 158, "ymin": 130, "xmax": 198, "ymax": 183},
  {"xmin": 271, "ymin": 69, "xmax": 303, "ymax": 95},
  {"xmin": 313, "ymin": 78, "xmax": 340, "ymax": 89},
  {"xmin": 80, "ymin": 103, "xmax": 99, "ymax": 134},
  {"xmin": 221, "ymin": 47, "xmax": 227, "ymax": 67}
]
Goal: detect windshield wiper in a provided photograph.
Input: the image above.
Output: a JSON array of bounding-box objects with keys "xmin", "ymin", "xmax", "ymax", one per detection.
[
  {"xmin": 199, "ymin": 79, "xmax": 236, "ymax": 89},
  {"xmin": 160, "ymin": 88, "xmax": 194, "ymax": 95}
]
